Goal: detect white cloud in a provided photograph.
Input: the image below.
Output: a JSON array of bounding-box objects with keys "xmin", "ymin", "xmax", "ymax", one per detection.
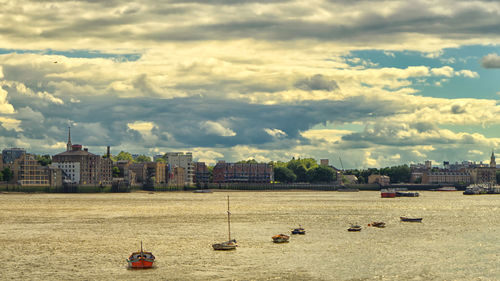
[
  {"xmin": 0, "ymin": 88, "xmax": 15, "ymax": 114},
  {"xmin": 127, "ymin": 121, "xmax": 156, "ymax": 134},
  {"xmin": 0, "ymin": 117, "xmax": 21, "ymax": 131},
  {"xmin": 264, "ymin": 128, "xmax": 287, "ymax": 138},
  {"xmin": 202, "ymin": 121, "xmax": 236, "ymax": 137},
  {"xmin": 468, "ymin": 150, "xmax": 484, "ymax": 155}
]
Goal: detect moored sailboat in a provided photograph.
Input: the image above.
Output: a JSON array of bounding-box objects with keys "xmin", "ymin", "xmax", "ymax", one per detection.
[{"xmin": 212, "ymin": 196, "xmax": 237, "ymax": 250}]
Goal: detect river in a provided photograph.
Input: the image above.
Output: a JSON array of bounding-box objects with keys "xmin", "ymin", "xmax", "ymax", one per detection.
[{"xmin": 1, "ymin": 191, "xmax": 499, "ymax": 280}]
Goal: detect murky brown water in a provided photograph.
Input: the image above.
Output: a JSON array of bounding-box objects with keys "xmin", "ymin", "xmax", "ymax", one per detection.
[{"xmin": 1, "ymin": 191, "xmax": 499, "ymax": 280}]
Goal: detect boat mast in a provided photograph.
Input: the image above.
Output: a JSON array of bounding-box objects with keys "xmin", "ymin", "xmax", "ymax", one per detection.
[
  {"xmin": 141, "ymin": 240, "xmax": 143, "ymax": 255},
  {"xmin": 227, "ymin": 196, "xmax": 231, "ymax": 241}
]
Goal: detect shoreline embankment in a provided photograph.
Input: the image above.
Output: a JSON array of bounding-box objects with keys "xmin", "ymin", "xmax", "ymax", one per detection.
[{"xmin": 0, "ymin": 182, "xmax": 467, "ymax": 194}]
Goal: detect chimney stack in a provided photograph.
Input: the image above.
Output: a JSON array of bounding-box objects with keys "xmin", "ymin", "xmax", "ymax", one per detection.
[{"xmin": 107, "ymin": 146, "xmax": 110, "ymax": 158}]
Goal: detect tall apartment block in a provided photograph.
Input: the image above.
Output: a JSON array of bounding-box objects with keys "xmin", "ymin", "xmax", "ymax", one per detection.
[
  {"xmin": 2, "ymin": 148, "xmax": 26, "ymax": 164},
  {"xmin": 165, "ymin": 152, "xmax": 193, "ymax": 185}
]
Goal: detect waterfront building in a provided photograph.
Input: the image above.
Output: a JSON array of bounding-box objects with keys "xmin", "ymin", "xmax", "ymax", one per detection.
[
  {"xmin": 52, "ymin": 145, "xmax": 112, "ymax": 185},
  {"xmin": 342, "ymin": 174, "xmax": 358, "ymax": 184},
  {"xmin": 114, "ymin": 160, "xmax": 137, "ymax": 186},
  {"xmin": 2, "ymin": 148, "xmax": 26, "ymax": 164},
  {"xmin": 129, "ymin": 163, "xmax": 147, "ymax": 184},
  {"xmin": 169, "ymin": 166, "xmax": 185, "ymax": 187},
  {"xmin": 165, "ymin": 152, "xmax": 193, "ymax": 185},
  {"xmin": 469, "ymin": 167, "xmax": 496, "ymax": 184},
  {"xmin": 193, "ymin": 162, "xmax": 210, "ymax": 184},
  {"xmin": 53, "ymin": 128, "xmax": 113, "ymax": 185},
  {"xmin": 368, "ymin": 174, "xmax": 390, "ymax": 186},
  {"xmin": 146, "ymin": 161, "xmax": 166, "ymax": 185},
  {"xmin": 212, "ymin": 161, "xmax": 273, "ymax": 183},
  {"xmin": 126, "ymin": 161, "xmax": 166, "ymax": 186},
  {"xmin": 16, "ymin": 154, "xmax": 62, "ymax": 187},
  {"xmin": 320, "ymin": 159, "xmax": 329, "ymax": 166},
  {"xmin": 422, "ymin": 171, "xmax": 472, "ymax": 184}
]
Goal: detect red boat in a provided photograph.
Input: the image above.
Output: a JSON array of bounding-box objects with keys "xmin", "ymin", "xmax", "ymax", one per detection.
[
  {"xmin": 127, "ymin": 242, "xmax": 155, "ymax": 269},
  {"xmin": 381, "ymin": 189, "xmax": 396, "ymax": 198}
]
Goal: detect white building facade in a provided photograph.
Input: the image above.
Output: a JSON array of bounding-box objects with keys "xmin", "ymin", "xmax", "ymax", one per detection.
[
  {"xmin": 165, "ymin": 152, "xmax": 193, "ymax": 185},
  {"xmin": 52, "ymin": 162, "xmax": 81, "ymax": 184}
]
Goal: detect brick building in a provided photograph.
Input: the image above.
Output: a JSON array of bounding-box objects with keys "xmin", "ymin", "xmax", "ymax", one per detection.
[
  {"xmin": 368, "ymin": 174, "xmax": 390, "ymax": 186},
  {"xmin": 193, "ymin": 162, "xmax": 210, "ymax": 184},
  {"xmin": 17, "ymin": 154, "xmax": 62, "ymax": 187},
  {"xmin": 52, "ymin": 145, "xmax": 112, "ymax": 185},
  {"xmin": 422, "ymin": 171, "xmax": 472, "ymax": 184},
  {"xmin": 212, "ymin": 161, "xmax": 273, "ymax": 183}
]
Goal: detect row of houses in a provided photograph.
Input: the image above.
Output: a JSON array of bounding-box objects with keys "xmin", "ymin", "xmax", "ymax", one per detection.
[
  {"xmin": 0, "ymin": 145, "xmax": 274, "ymax": 187},
  {"xmin": 410, "ymin": 154, "xmax": 497, "ymax": 185}
]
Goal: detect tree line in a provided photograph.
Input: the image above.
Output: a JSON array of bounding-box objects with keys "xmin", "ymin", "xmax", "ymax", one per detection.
[
  {"xmin": 271, "ymin": 158, "xmax": 337, "ymax": 183},
  {"xmin": 342, "ymin": 165, "xmax": 411, "ymax": 183}
]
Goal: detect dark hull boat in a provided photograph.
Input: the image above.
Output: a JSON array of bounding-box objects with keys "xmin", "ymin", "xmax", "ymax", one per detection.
[
  {"xmin": 400, "ymin": 217, "xmax": 423, "ymax": 222},
  {"xmin": 395, "ymin": 192, "xmax": 419, "ymax": 197},
  {"xmin": 291, "ymin": 225, "xmax": 305, "ymax": 235},
  {"xmin": 348, "ymin": 224, "xmax": 362, "ymax": 232},
  {"xmin": 369, "ymin": 222, "xmax": 386, "ymax": 228}
]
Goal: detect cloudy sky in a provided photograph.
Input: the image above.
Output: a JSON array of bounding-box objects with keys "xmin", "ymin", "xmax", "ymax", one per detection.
[{"xmin": 1, "ymin": 0, "xmax": 500, "ymax": 168}]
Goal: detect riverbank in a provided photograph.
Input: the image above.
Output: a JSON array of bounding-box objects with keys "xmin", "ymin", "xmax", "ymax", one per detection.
[{"xmin": 0, "ymin": 182, "xmax": 467, "ymax": 193}]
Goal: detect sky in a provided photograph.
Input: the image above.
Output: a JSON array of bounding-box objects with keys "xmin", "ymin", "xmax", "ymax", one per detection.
[{"xmin": 1, "ymin": 0, "xmax": 500, "ymax": 168}]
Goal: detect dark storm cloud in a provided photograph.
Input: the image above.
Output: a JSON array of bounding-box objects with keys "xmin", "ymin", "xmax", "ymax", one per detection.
[
  {"xmin": 4, "ymin": 0, "xmax": 500, "ymax": 46},
  {"xmin": 1, "ymin": 90, "xmax": 402, "ymax": 153},
  {"xmin": 411, "ymin": 122, "xmax": 438, "ymax": 133},
  {"xmin": 294, "ymin": 74, "xmax": 339, "ymax": 91},
  {"xmin": 168, "ymin": 0, "xmax": 290, "ymax": 4},
  {"xmin": 451, "ymin": 104, "xmax": 466, "ymax": 114}
]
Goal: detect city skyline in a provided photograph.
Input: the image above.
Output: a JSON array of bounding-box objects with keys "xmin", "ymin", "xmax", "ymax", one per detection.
[{"xmin": 1, "ymin": 1, "xmax": 500, "ymax": 168}]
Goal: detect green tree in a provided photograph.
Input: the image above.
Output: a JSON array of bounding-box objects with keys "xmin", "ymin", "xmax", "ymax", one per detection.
[
  {"xmin": 270, "ymin": 161, "xmax": 287, "ymax": 168},
  {"xmin": 0, "ymin": 170, "xmax": 3, "ymax": 181},
  {"xmin": 115, "ymin": 151, "xmax": 133, "ymax": 161},
  {"xmin": 306, "ymin": 165, "xmax": 335, "ymax": 183},
  {"xmin": 35, "ymin": 154, "xmax": 52, "ymax": 166},
  {"xmin": 2, "ymin": 167, "xmax": 13, "ymax": 182},
  {"xmin": 381, "ymin": 165, "xmax": 411, "ymax": 183},
  {"xmin": 155, "ymin": 157, "xmax": 166, "ymax": 163},
  {"xmin": 237, "ymin": 159, "xmax": 259, "ymax": 164},
  {"xmin": 286, "ymin": 163, "xmax": 307, "ymax": 182},
  {"xmin": 274, "ymin": 166, "xmax": 297, "ymax": 183},
  {"xmin": 112, "ymin": 167, "xmax": 121, "ymax": 178},
  {"xmin": 207, "ymin": 165, "xmax": 214, "ymax": 182},
  {"xmin": 135, "ymin": 155, "xmax": 151, "ymax": 163}
]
